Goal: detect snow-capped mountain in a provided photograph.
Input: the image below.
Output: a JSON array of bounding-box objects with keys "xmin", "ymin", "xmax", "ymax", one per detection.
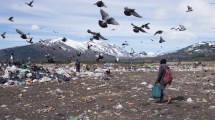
[
  {"xmin": 183, "ymin": 41, "xmax": 215, "ymax": 53},
  {"xmin": 0, "ymin": 38, "xmax": 148, "ymax": 63},
  {"xmin": 0, "ymin": 40, "xmax": 214, "ymax": 63},
  {"xmin": 42, "ymin": 38, "xmax": 147, "ymax": 58},
  {"xmin": 157, "ymin": 41, "xmax": 215, "ymax": 61}
]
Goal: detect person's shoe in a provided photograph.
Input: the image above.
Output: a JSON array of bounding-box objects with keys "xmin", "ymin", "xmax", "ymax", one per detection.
[
  {"xmin": 167, "ymin": 96, "xmax": 172, "ymax": 104},
  {"xmin": 155, "ymin": 98, "xmax": 163, "ymax": 103}
]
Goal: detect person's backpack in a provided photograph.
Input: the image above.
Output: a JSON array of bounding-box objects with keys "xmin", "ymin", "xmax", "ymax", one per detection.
[{"xmin": 162, "ymin": 65, "xmax": 173, "ymax": 85}]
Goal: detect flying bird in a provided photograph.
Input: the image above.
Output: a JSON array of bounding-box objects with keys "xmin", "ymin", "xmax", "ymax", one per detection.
[
  {"xmin": 99, "ymin": 9, "xmax": 119, "ymax": 28},
  {"xmin": 39, "ymin": 39, "xmax": 45, "ymax": 43},
  {"xmin": 53, "ymin": 30, "xmax": 58, "ymax": 33},
  {"xmin": 122, "ymin": 41, "xmax": 129, "ymax": 48},
  {"xmin": 27, "ymin": 37, "xmax": 33, "ymax": 44},
  {"xmin": 87, "ymin": 44, "xmax": 93, "ymax": 49},
  {"xmin": 131, "ymin": 23, "xmax": 147, "ymax": 33},
  {"xmin": 39, "ymin": 27, "xmax": 45, "ymax": 29},
  {"xmin": 45, "ymin": 54, "xmax": 55, "ymax": 63},
  {"xmin": 96, "ymin": 54, "xmax": 103, "ymax": 62},
  {"xmin": 130, "ymin": 48, "xmax": 135, "ymax": 55},
  {"xmin": 77, "ymin": 51, "xmax": 81, "ymax": 57},
  {"xmin": 115, "ymin": 57, "xmax": 119, "ymax": 63},
  {"xmin": 87, "ymin": 29, "xmax": 107, "ymax": 40},
  {"xmin": 186, "ymin": 6, "xmax": 193, "ymax": 12},
  {"xmin": 154, "ymin": 30, "xmax": 163, "ymax": 36},
  {"xmin": 139, "ymin": 51, "xmax": 147, "ymax": 56},
  {"xmin": 159, "ymin": 36, "xmax": 165, "ymax": 43},
  {"xmin": 142, "ymin": 23, "xmax": 150, "ymax": 29},
  {"xmin": 94, "ymin": 1, "xmax": 107, "ymax": 8},
  {"xmin": 16, "ymin": 29, "xmax": 30, "ymax": 39},
  {"xmin": 62, "ymin": 37, "xmax": 67, "ymax": 42},
  {"xmin": 106, "ymin": 69, "xmax": 111, "ymax": 75},
  {"xmin": 8, "ymin": 17, "xmax": 14, "ymax": 22},
  {"xmin": 25, "ymin": 0, "xmax": 34, "ymax": 7},
  {"xmin": 124, "ymin": 7, "xmax": 142, "ymax": 18},
  {"xmin": 1, "ymin": 32, "xmax": 6, "ymax": 39},
  {"xmin": 171, "ymin": 25, "xmax": 186, "ymax": 31}
]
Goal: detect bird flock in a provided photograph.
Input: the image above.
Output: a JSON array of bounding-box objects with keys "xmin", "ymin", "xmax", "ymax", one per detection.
[
  {"xmin": 0, "ymin": 0, "xmax": 204, "ymax": 62},
  {"xmin": 89, "ymin": 1, "xmax": 194, "ymax": 56}
]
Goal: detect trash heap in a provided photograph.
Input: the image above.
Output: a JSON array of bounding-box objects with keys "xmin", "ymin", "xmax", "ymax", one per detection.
[{"xmin": 0, "ymin": 62, "xmax": 76, "ymax": 87}]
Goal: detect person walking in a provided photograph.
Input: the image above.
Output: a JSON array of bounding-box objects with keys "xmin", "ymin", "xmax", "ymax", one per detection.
[
  {"xmin": 155, "ymin": 59, "xmax": 172, "ymax": 104},
  {"xmin": 75, "ymin": 59, "xmax": 80, "ymax": 73}
]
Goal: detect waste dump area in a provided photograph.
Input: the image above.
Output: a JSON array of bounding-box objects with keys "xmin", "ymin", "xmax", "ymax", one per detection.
[{"xmin": 0, "ymin": 62, "xmax": 215, "ymax": 120}]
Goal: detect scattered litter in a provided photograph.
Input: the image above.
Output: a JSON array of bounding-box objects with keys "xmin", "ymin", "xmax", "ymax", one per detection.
[
  {"xmin": 113, "ymin": 103, "xmax": 123, "ymax": 110},
  {"xmin": 187, "ymin": 98, "xmax": 194, "ymax": 103},
  {"xmin": 147, "ymin": 84, "xmax": 153, "ymax": 89},
  {"xmin": 141, "ymin": 82, "xmax": 147, "ymax": 85},
  {"xmin": 208, "ymin": 106, "xmax": 215, "ymax": 109},
  {"xmin": 1, "ymin": 104, "xmax": 7, "ymax": 108}
]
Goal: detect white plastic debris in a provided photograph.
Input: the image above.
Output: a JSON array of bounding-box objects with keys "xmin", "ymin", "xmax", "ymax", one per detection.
[
  {"xmin": 200, "ymin": 98, "xmax": 207, "ymax": 103},
  {"xmin": 32, "ymin": 79, "xmax": 39, "ymax": 83},
  {"xmin": 187, "ymin": 98, "xmax": 193, "ymax": 103},
  {"xmin": 1, "ymin": 104, "xmax": 7, "ymax": 108},
  {"xmin": 147, "ymin": 84, "xmax": 153, "ymax": 89},
  {"xmin": 56, "ymin": 88, "xmax": 63, "ymax": 93},
  {"xmin": 15, "ymin": 118, "xmax": 22, "ymax": 120},
  {"xmin": 209, "ymin": 83, "xmax": 215, "ymax": 87},
  {"xmin": 141, "ymin": 82, "xmax": 147, "ymax": 85},
  {"xmin": 26, "ymin": 73, "xmax": 32, "ymax": 77},
  {"xmin": 113, "ymin": 103, "xmax": 123, "ymax": 110},
  {"xmin": 87, "ymin": 87, "xmax": 91, "ymax": 90},
  {"xmin": 208, "ymin": 106, "xmax": 215, "ymax": 109},
  {"xmin": 6, "ymin": 65, "xmax": 17, "ymax": 72},
  {"xmin": 39, "ymin": 76, "xmax": 51, "ymax": 83}
]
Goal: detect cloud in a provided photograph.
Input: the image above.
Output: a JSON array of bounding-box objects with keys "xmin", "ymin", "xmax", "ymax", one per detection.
[{"xmin": 31, "ymin": 24, "xmax": 40, "ymax": 30}]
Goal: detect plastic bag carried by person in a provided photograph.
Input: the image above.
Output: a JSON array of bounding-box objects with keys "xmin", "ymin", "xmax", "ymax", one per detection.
[{"xmin": 152, "ymin": 83, "xmax": 161, "ymax": 99}]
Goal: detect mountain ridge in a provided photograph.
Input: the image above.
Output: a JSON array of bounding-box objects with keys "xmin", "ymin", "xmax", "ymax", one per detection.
[{"xmin": 0, "ymin": 39, "xmax": 215, "ymax": 63}]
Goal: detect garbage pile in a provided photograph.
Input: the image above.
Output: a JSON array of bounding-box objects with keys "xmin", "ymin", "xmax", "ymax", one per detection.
[{"xmin": 0, "ymin": 62, "xmax": 77, "ymax": 87}]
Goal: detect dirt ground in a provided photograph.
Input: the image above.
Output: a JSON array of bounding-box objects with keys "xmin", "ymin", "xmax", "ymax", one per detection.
[{"xmin": 0, "ymin": 67, "xmax": 215, "ymax": 120}]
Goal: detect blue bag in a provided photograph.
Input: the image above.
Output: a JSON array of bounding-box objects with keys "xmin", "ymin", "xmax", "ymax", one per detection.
[{"xmin": 152, "ymin": 83, "xmax": 161, "ymax": 99}]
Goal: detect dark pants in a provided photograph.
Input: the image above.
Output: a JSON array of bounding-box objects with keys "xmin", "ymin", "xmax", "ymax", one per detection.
[
  {"xmin": 160, "ymin": 84, "xmax": 167, "ymax": 100},
  {"xmin": 76, "ymin": 68, "xmax": 80, "ymax": 72}
]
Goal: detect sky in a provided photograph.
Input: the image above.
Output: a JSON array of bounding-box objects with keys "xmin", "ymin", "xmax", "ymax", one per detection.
[{"xmin": 0, "ymin": 0, "xmax": 215, "ymax": 55}]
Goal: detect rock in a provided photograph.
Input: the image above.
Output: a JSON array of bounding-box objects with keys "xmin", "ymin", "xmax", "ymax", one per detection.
[
  {"xmin": 153, "ymin": 110, "xmax": 160, "ymax": 115},
  {"xmin": 56, "ymin": 88, "xmax": 63, "ymax": 94},
  {"xmin": 160, "ymin": 109, "xmax": 169, "ymax": 115},
  {"xmin": 18, "ymin": 93, "xmax": 23, "ymax": 97}
]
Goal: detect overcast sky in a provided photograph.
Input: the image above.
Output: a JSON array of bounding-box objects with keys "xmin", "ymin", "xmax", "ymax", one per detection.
[{"xmin": 0, "ymin": 0, "xmax": 215, "ymax": 54}]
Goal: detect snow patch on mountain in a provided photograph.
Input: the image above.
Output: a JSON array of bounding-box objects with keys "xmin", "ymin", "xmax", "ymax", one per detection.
[{"xmin": 41, "ymin": 38, "xmax": 157, "ymax": 58}]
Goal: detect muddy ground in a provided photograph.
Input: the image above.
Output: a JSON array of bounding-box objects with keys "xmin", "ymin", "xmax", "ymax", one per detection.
[{"xmin": 0, "ymin": 66, "xmax": 215, "ymax": 120}]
